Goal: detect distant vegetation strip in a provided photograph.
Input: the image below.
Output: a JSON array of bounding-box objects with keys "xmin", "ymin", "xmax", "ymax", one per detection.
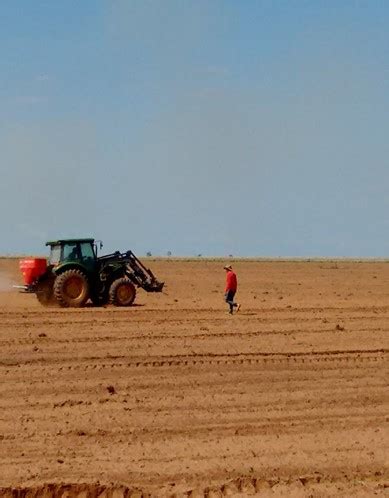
[{"xmin": 1, "ymin": 255, "xmax": 389, "ymax": 263}]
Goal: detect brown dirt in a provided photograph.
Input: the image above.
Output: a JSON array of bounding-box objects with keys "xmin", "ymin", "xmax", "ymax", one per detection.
[{"xmin": 0, "ymin": 258, "xmax": 388, "ymax": 497}]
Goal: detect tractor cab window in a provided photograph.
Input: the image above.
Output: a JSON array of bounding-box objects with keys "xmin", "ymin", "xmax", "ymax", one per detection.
[
  {"xmin": 49, "ymin": 245, "xmax": 61, "ymax": 265},
  {"xmin": 80, "ymin": 242, "xmax": 96, "ymax": 262},
  {"xmin": 63, "ymin": 243, "xmax": 80, "ymax": 261}
]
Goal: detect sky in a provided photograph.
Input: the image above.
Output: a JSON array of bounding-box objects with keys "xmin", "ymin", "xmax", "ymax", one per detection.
[{"xmin": 0, "ymin": 1, "xmax": 388, "ymax": 257}]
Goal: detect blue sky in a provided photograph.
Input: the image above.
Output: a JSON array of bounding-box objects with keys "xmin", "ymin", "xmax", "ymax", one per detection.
[{"xmin": 1, "ymin": 1, "xmax": 388, "ymax": 256}]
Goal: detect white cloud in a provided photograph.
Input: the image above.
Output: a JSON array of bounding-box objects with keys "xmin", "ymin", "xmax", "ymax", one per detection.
[{"xmin": 36, "ymin": 74, "xmax": 50, "ymax": 82}]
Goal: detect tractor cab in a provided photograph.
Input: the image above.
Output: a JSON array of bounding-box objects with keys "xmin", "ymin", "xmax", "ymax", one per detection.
[{"xmin": 47, "ymin": 238, "xmax": 97, "ymax": 272}]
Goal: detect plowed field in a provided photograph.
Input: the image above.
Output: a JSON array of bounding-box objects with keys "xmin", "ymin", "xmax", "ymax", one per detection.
[{"xmin": 0, "ymin": 258, "xmax": 388, "ymax": 497}]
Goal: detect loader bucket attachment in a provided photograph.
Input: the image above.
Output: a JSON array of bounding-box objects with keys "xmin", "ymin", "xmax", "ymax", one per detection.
[{"xmin": 143, "ymin": 279, "xmax": 164, "ymax": 292}]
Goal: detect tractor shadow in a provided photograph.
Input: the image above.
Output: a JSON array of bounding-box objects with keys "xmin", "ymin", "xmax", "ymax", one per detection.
[{"xmin": 84, "ymin": 302, "xmax": 145, "ymax": 309}]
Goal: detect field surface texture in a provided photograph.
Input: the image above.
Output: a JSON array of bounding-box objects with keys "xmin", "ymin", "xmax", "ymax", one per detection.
[{"xmin": 0, "ymin": 258, "xmax": 388, "ymax": 497}]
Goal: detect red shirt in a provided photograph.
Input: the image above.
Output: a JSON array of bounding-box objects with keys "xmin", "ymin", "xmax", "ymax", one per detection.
[{"xmin": 225, "ymin": 271, "xmax": 237, "ymax": 292}]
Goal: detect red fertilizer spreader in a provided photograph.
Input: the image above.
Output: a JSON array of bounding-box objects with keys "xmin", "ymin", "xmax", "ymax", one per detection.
[{"xmin": 16, "ymin": 258, "xmax": 47, "ymax": 292}]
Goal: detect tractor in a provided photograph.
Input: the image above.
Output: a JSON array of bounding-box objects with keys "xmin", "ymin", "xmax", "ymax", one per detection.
[{"xmin": 18, "ymin": 238, "xmax": 164, "ymax": 307}]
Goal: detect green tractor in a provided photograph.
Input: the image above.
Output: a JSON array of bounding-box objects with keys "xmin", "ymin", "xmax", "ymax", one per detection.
[{"xmin": 19, "ymin": 238, "xmax": 164, "ymax": 307}]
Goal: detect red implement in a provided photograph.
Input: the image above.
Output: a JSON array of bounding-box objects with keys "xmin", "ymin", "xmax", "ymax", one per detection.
[{"xmin": 19, "ymin": 258, "xmax": 47, "ymax": 286}]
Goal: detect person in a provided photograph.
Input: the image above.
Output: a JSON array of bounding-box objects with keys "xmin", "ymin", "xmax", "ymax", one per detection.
[
  {"xmin": 224, "ymin": 265, "xmax": 241, "ymax": 314},
  {"xmin": 68, "ymin": 246, "xmax": 79, "ymax": 260}
]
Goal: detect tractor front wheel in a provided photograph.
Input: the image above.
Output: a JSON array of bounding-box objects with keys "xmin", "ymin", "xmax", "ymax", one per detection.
[
  {"xmin": 54, "ymin": 270, "xmax": 89, "ymax": 308},
  {"xmin": 109, "ymin": 278, "xmax": 136, "ymax": 306}
]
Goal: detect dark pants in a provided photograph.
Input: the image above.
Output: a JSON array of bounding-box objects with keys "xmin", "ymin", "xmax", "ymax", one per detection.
[{"xmin": 225, "ymin": 290, "xmax": 238, "ymax": 313}]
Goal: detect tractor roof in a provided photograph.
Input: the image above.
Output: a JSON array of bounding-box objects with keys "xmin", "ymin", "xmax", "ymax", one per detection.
[{"xmin": 46, "ymin": 238, "xmax": 95, "ymax": 246}]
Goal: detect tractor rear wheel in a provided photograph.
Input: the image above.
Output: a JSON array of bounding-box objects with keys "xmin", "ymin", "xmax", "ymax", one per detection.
[
  {"xmin": 54, "ymin": 270, "xmax": 89, "ymax": 308},
  {"xmin": 109, "ymin": 278, "xmax": 136, "ymax": 306},
  {"xmin": 35, "ymin": 277, "xmax": 56, "ymax": 306}
]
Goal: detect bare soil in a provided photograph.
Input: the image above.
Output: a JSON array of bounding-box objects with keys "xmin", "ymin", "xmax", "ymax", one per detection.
[{"xmin": 0, "ymin": 258, "xmax": 388, "ymax": 497}]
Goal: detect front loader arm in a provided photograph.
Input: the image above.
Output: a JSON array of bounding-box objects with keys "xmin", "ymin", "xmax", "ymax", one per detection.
[
  {"xmin": 97, "ymin": 250, "xmax": 164, "ymax": 292},
  {"xmin": 124, "ymin": 251, "xmax": 164, "ymax": 292}
]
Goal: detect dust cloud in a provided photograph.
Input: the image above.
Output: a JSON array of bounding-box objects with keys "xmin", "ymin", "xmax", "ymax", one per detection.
[{"xmin": 0, "ymin": 272, "xmax": 16, "ymax": 292}]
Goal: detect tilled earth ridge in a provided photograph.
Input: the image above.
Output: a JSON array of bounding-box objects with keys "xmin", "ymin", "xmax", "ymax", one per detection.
[{"xmin": 0, "ymin": 259, "xmax": 388, "ymax": 497}]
